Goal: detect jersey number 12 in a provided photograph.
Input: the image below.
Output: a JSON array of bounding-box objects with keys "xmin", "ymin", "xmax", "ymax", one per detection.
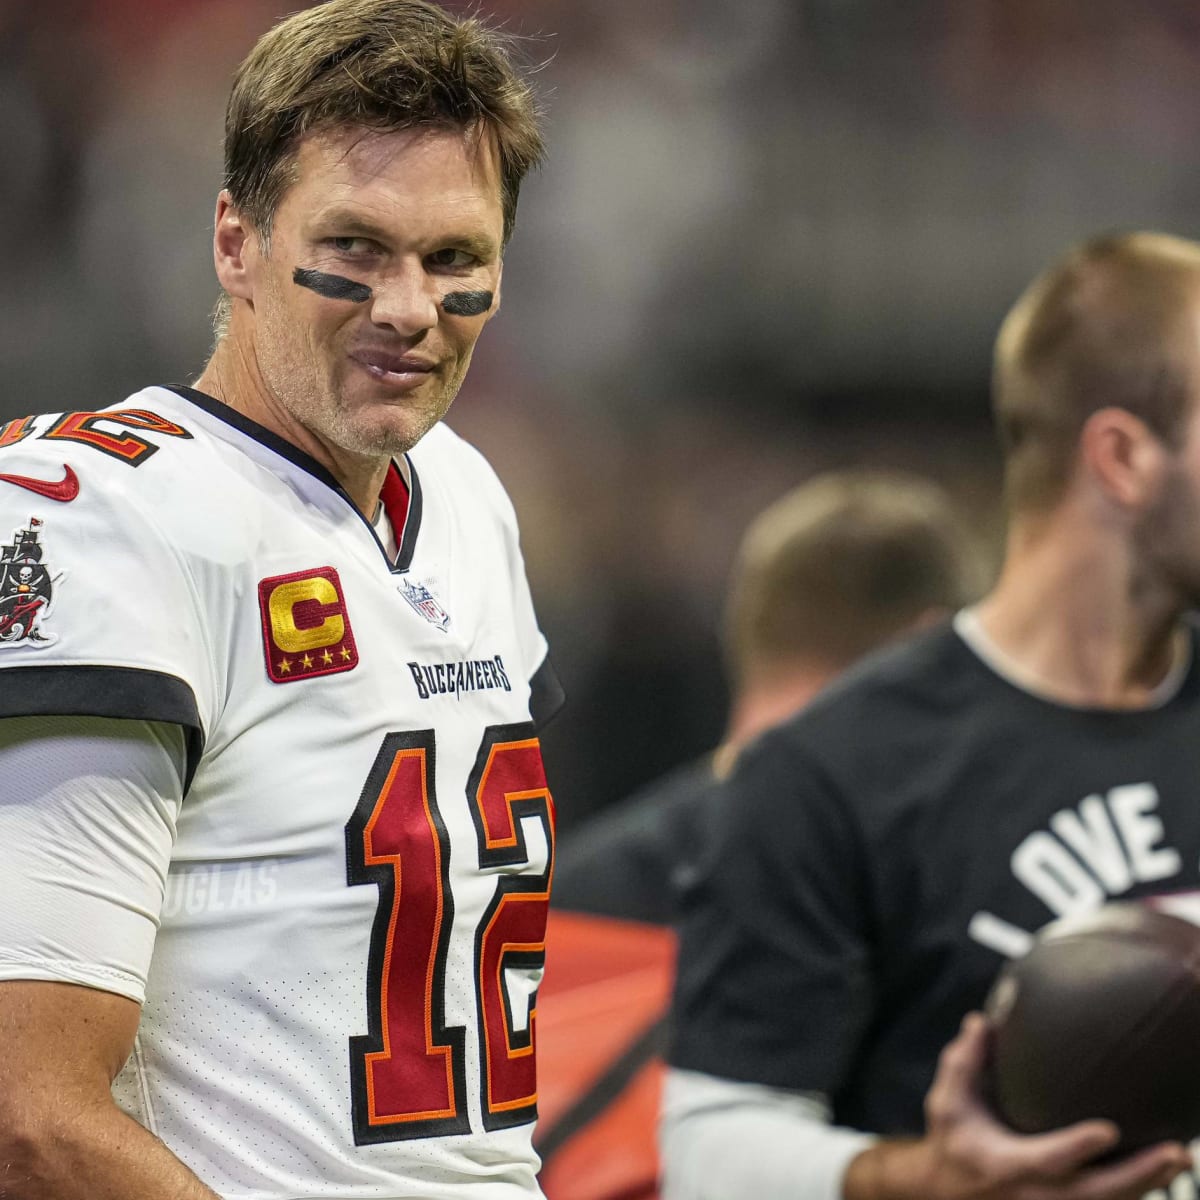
[{"xmin": 345, "ymin": 722, "xmax": 554, "ymax": 1144}]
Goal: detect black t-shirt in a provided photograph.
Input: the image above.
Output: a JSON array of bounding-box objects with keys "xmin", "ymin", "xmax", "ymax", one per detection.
[
  {"xmin": 552, "ymin": 756, "xmax": 717, "ymax": 925},
  {"xmin": 669, "ymin": 620, "xmax": 1200, "ymax": 1136}
]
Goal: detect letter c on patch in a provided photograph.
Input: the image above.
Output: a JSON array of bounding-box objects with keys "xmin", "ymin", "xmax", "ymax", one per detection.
[{"xmin": 269, "ymin": 577, "xmax": 344, "ymax": 651}]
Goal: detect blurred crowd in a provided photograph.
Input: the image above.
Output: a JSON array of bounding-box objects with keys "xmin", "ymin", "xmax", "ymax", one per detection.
[{"xmin": 5, "ymin": 0, "xmax": 1200, "ymax": 828}]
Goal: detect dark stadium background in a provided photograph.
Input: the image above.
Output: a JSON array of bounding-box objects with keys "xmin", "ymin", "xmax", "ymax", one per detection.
[{"xmin": 5, "ymin": 0, "xmax": 1200, "ymax": 832}]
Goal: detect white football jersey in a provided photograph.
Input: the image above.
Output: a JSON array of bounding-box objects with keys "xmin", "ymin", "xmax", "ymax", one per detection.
[{"xmin": 0, "ymin": 386, "xmax": 563, "ymax": 1198}]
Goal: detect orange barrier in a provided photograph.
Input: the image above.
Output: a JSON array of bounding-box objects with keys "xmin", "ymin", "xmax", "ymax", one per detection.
[{"xmin": 536, "ymin": 910, "xmax": 677, "ymax": 1200}]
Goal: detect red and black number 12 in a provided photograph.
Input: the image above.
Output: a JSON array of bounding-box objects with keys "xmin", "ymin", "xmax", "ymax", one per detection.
[{"xmin": 345, "ymin": 723, "xmax": 554, "ymax": 1145}]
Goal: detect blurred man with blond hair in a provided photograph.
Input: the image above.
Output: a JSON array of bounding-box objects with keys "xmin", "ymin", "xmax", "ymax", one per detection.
[
  {"xmin": 537, "ymin": 469, "xmax": 978, "ymax": 1200},
  {"xmin": 664, "ymin": 232, "xmax": 1200, "ymax": 1200},
  {"xmin": 554, "ymin": 469, "xmax": 980, "ymax": 925}
]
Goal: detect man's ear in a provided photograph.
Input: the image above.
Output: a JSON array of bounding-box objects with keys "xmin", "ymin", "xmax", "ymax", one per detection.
[
  {"xmin": 1079, "ymin": 406, "xmax": 1170, "ymax": 511},
  {"xmin": 213, "ymin": 191, "xmax": 257, "ymax": 302}
]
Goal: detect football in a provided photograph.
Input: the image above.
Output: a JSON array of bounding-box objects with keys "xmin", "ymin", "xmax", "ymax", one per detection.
[{"xmin": 985, "ymin": 902, "xmax": 1200, "ymax": 1154}]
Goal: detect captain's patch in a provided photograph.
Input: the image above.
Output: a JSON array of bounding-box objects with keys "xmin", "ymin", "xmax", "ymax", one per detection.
[{"xmin": 258, "ymin": 567, "xmax": 358, "ymax": 683}]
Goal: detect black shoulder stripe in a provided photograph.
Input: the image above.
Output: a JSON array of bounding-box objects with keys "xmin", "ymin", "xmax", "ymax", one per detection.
[
  {"xmin": 529, "ymin": 654, "xmax": 565, "ymax": 731},
  {"xmin": 0, "ymin": 665, "xmax": 204, "ymax": 792}
]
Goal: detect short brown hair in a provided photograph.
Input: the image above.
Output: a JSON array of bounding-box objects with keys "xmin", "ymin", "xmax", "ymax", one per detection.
[
  {"xmin": 993, "ymin": 231, "xmax": 1200, "ymax": 512},
  {"xmin": 224, "ymin": 0, "xmax": 544, "ymax": 245},
  {"xmin": 724, "ymin": 471, "xmax": 980, "ymax": 684}
]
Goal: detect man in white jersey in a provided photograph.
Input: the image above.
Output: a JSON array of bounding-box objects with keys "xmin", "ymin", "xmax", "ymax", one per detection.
[{"xmin": 0, "ymin": 2, "xmax": 563, "ymax": 1197}]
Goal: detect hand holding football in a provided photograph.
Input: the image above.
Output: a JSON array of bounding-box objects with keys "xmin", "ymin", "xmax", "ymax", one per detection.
[{"xmin": 985, "ymin": 902, "xmax": 1200, "ymax": 1154}]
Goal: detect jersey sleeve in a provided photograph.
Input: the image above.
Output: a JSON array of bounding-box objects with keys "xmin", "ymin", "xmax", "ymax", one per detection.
[
  {"xmin": 0, "ymin": 716, "xmax": 185, "ymax": 1003},
  {"xmin": 667, "ymin": 723, "xmax": 876, "ymax": 1095},
  {"xmin": 0, "ymin": 462, "xmax": 214, "ymax": 770}
]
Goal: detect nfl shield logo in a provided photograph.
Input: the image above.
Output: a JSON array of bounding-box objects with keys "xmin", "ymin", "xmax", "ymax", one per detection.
[{"xmin": 399, "ymin": 577, "xmax": 451, "ymax": 633}]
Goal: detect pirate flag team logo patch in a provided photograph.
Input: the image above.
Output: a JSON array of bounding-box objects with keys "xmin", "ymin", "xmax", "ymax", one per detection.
[{"xmin": 0, "ymin": 518, "xmax": 62, "ymax": 648}]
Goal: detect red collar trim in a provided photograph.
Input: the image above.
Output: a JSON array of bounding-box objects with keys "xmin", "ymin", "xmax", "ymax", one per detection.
[{"xmin": 379, "ymin": 461, "xmax": 410, "ymax": 538}]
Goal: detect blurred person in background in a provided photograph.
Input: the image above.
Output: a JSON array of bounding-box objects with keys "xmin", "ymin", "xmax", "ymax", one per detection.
[
  {"xmin": 0, "ymin": 2, "xmax": 563, "ymax": 1198},
  {"xmin": 536, "ymin": 469, "xmax": 980, "ymax": 1200},
  {"xmin": 662, "ymin": 231, "xmax": 1200, "ymax": 1200},
  {"xmin": 552, "ymin": 468, "xmax": 982, "ymax": 925}
]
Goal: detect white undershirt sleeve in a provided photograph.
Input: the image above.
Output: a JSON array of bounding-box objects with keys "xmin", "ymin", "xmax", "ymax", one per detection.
[
  {"xmin": 0, "ymin": 715, "xmax": 185, "ymax": 1004},
  {"xmin": 660, "ymin": 1067, "xmax": 877, "ymax": 1200}
]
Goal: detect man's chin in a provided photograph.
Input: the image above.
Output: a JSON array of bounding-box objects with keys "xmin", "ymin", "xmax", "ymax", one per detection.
[
  {"xmin": 335, "ymin": 406, "xmax": 444, "ymax": 460},
  {"xmin": 325, "ymin": 373, "xmax": 459, "ymax": 458}
]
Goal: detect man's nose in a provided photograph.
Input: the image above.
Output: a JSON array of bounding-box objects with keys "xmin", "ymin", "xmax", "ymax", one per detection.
[{"xmin": 369, "ymin": 262, "xmax": 439, "ymax": 336}]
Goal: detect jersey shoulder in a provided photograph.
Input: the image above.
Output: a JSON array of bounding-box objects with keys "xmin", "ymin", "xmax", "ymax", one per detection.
[
  {"xmin": 0, "ymin": 388, "xmax": 248, "ymax": 523},
  {"xmin": 1, "ymin": 388, "xmax": 357, "ymax": 571},
  {"xmin": 414, "ymin": 421, "xmax": 520, "ymax": 531}
]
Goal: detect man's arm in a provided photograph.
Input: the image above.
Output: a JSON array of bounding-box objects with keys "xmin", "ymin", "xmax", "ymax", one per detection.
[
  {"xmin": 662, "ymin": 722, "xmax": 881, "ymax": 1200},
  {"xmin": 0, "ymin": 716, "xmax": 222, "ymax": 1197},
  {"xmin": 663, "ymin": 1019, "xmax": 1189, "ymax": 1200},
  {"xmin": 659, "ymin": 1067, "xmax": 874, "ymax": 1200},
  {"xmin": 0, "ymin": 980, "xmax": 220, "ymax": 1199}
]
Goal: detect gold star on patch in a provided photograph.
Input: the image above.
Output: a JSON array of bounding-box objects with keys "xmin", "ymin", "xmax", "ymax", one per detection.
[
  {"xmin": 301, "ymin": 653, "xmax": 314, "ymax": 669},
  {"xmin": 321, "ymin": 649, "xmax": 334, "ymax": 665},
  {"xmin": 278, "ymin": 658, "xmax": 293, "ymax": 674},
  {"xmin": 340, "ymin": 647, "xmax": 352, "ymax": 661}
]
